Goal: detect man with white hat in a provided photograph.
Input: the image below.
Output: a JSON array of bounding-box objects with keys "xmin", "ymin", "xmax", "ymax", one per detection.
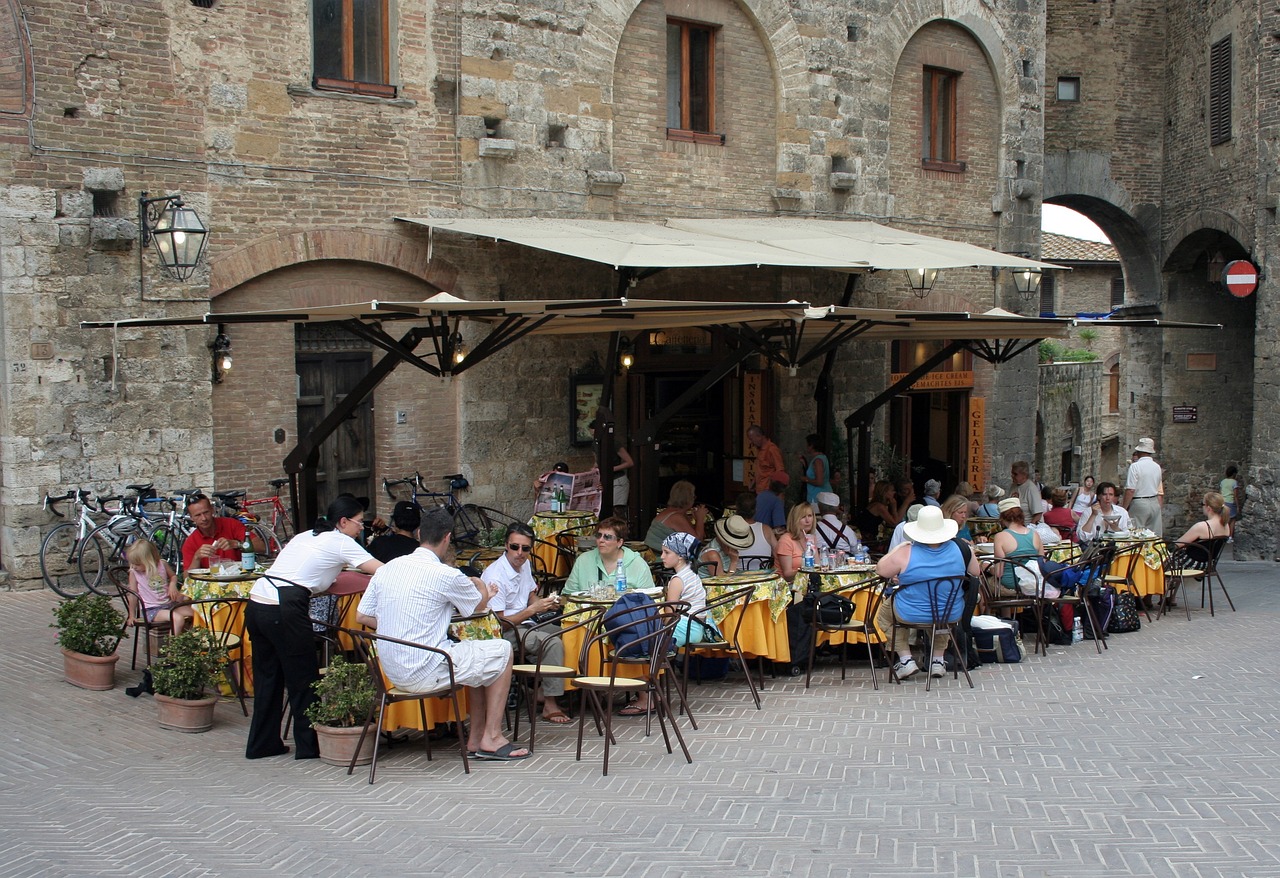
[
  {"xmin": 874, "ymin": 506, "xmax": 979, "ymax": 679},
  {"xmin": 1122, "ymin": 438, "xmax": 1163, "ymax": 534},
  {"xmin": 814, "ymin": 491, "xmax": 861, "ymax": 555}
]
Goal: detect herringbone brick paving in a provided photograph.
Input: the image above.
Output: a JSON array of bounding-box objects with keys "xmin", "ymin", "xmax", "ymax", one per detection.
[{"xmin": 4, "ymin": 562, "xmax": 1279, "ymax": 876}]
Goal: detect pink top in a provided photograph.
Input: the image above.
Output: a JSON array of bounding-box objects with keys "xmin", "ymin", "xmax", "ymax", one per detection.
[{"xmin": 132, "ymin": 561, "xmax": 173, "ymax": 609}]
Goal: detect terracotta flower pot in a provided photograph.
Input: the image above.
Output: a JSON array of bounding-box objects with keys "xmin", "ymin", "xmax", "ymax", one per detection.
[
  {"xmin": 62, "ymin": 648, "xmax": 119, "ymax": 691},
  {"xmin": 315, "ymin": 723, "xmax": 376, "ymax": 767},
  {"xmin": 154, "ymin": 693, "xmax": 218, "ymax": 733}
]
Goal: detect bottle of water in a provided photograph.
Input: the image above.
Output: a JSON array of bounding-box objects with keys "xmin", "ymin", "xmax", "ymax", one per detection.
[
  {"xmin": 803, "ymin": 539, "xmax": 815, "ymax": 570},
  {"xmin": 615, "ymin": 560, "xmax": 627, "ymax": 595},
  {"xmin": 1072, "ymin": 616, "xmax": 1083, "ymax": 644},
  {"xmin": 240, "ymin": 533, "xmax": 256, "ymax": 573}
]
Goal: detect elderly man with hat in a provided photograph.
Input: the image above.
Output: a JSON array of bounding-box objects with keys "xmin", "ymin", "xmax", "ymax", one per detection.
[
  {"xmin": 1122, "ymin": 438, "xmax": 1164, "ymax": 534},
  {"xmin": 874, "ymin": 506, "xmax": 979, "ymax": 679},
  {"xmin": 888, "ymin": 503, "xmax": 924, "ymax": 552},
  {"xmin": 699, "ymin": 514, "xmax": 756, "ymax": 575},
  {"xmin": 814, "ymin": 491, "xmax": 862, "ymax": 555}
]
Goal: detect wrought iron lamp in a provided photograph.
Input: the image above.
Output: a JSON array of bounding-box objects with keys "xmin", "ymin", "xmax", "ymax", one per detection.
[
  {"xmin": 211, "ymin": 326, "xmax": 232, "ymax": 384},
  {"xmin": 617, "ymin": 335, "xmax": 634, "ymax": 371},
  {"xmin": 904, "ymin": 267, "xmax": 940, "ymax": 298}
]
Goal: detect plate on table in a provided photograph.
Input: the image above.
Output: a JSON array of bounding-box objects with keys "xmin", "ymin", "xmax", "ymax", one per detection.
[{"xmin": 974, "ymin": 544, "xmax": 995, "ymax": 555}]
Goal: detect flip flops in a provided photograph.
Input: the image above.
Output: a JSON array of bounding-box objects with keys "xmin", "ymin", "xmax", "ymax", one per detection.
[
  {"xmin": 616, "ymin": 704, "xmax": 646, "ymax": 717},
  {"xmin": 475, "ymin": 742, "xmax": 531, "ymax": 761},
  {"xmin": 541, "ymin": 712, "xmax": 572, "ymax": 724}
]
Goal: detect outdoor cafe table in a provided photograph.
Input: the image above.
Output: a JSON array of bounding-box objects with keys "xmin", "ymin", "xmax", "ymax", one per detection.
[
  {"xmin": 529, "ymin": 510, "xmax": 596, "ymax": 578},
  {"xmin": 1098, "ymin": 533, "xmax": 1168, "ymax": 597},
  {"xmin": 185, "ymin": 566, "xmax": 263, "ymax": 695},
  {"xmin": 697, "ymin": 572, "xmax": 792, "ymax": 663},
  {"xmin": 801, "ymin": 564, "xmax": 885, "ymax": 648}
]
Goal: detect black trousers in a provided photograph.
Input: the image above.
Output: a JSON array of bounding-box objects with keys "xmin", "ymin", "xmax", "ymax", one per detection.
[{"xmin": 245, "ymin": 588, "xmax": 320, "ymax": 759}]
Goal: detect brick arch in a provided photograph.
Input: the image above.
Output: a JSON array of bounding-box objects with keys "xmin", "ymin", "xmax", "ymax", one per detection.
[
  {"xmin": 1163, "ymin": 208, "xmax": 1253, "ymax": 272},
  {"xmin": 209, "ymin": 228, "xmax": 456, "ymax": 299},
  {"xmin": 886, "ymin": 10, "xmax": 1015, "ymax": 108},
  {"xmin": 1042, "ymin": 189, "xmax": 1161, "ymax": 309}
]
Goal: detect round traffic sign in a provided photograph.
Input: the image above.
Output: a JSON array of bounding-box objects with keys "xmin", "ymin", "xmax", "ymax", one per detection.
[{"xmin": 1222, "ymin": 260, "xmax": 1258, "ymax": 298}]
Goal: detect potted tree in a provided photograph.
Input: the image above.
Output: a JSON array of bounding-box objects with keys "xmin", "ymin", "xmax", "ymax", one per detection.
[
  {"xmin": 52, "ymin": 594, "xmax": 125, "ymax": 690},
  {"xmin": 305, "ymin": 656, "xmax": 378, "ymax": 766},
  {"xmin": 149, "ymin": 629, "xmax": 227, "ymax": 733}
]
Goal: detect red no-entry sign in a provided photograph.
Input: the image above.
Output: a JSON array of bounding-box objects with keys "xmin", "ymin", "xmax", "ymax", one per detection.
[{"xmin": 1222, "ymin": 260, "xmax": 1258, "ymax": 298}]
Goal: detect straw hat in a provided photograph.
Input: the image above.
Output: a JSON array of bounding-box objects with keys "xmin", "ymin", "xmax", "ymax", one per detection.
[
  {"xmin": 1134, "ymin": 437, "xmax": 1156, "ymax": 454},
  {"xmin": 903, "ymin": 506, "xmax": 958, "ymax": 545},
  {"xmin": 712, "ymin": 515, "xmax": 754, "ymax": 551},
  {"xmin": 997, "ymin": 497, "xmax": 1022, "ymax": 514}
]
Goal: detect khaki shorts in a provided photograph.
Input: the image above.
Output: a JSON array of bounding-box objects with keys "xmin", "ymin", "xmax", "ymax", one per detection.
[{"xmin": 435, "ymin": 638, "xmax": 512, "ymax": 689}]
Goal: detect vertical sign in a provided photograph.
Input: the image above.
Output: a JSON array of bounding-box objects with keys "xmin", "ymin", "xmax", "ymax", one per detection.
[
  {"xmin": 967, "ymin": 397, "xmax": 985, "ymax": 491},
  {"xmin": 742, "ymin": 371, "xmax": 763, "ymax": 487}
]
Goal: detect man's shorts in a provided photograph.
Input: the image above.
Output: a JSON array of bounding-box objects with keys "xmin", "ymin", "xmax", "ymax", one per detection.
[{"xmin": 439, "ymin": 638, "xmax": 512, "ymax": 689}]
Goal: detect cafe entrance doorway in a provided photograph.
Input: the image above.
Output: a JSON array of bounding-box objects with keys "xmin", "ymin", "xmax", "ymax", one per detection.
[{"xmin": 888, "ymin": 340, "xmax": 974, "ymax": 497}]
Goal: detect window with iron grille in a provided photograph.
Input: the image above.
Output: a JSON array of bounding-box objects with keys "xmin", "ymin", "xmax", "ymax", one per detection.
[
  {"xmin": 313, "ymin": 0, "xmax": 395, "ymax": 98},
  {"xmin": 667, "ymin": 19, "xmax": 722, "ymax": 144},
  {"xmin": 1110, "ymin": 276, "xmax": 1125, "ymax": 309},
  {"xmin": 1209, "ymin": 35, "xmax": 1231, "ymax": 146},
  {"xmin": 922, "ymin": 67, "xmax": 963, "ymax": 172},
  {"xmin": 1039, "ymin": 273, "xmax": 1056, "ymax": 315}
]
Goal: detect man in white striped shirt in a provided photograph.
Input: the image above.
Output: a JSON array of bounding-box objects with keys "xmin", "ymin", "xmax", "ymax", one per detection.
[{"xmin": 357, "ymin": 507, "xmax": 530, "ymax": 761}]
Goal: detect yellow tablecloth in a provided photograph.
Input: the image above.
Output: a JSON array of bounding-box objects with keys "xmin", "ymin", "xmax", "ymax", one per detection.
[
  {"xmin": 699, "ymin": 572, "xmax": 793, "ymax": 663},
  {"xmin": 186, "ymin": 573, "xmax": 259, "ymax": 695},
  {"xmin": 1103, "ymin": 537, "xmax": 1168, "ymax": 597},
  {"xmin": 530, "ymin": 511, "xmax": 597, "ymax": 578}
]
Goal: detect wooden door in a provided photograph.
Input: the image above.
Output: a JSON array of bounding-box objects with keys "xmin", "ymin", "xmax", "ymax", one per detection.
[{"xmin": 296, "ymin": 351, "xmax": 375, "ymax": 508}]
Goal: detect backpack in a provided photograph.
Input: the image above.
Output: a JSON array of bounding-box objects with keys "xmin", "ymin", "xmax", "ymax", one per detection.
[
  {"xmin": 1107, "ymin": 590, "xmax": 1142, "ymax": 634},
  {"xmin": 816, "ymin": 593, "xmax": 854, "ymax": 625},
  {"xmin": 604, "ymin": 592, "xmax": 663, "ymax": 658},
  {"xmin": 970, "ymin": 619, "xmax": 1026, "ymax": 663}
]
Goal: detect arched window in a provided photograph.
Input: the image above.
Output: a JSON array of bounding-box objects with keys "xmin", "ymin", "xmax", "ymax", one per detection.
[{"xmin": 1108, "ymin": 363, "xmax": 1120, "ymax": 413}]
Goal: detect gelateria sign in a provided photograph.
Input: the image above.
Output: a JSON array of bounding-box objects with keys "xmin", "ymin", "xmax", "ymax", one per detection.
[
  {"xmin": 967, "ymin": 398, "xmax": 985, "ymax": 490},
  {"xmin": 888, "ymin": 370, "xmax": 974, "ymax": 391}
]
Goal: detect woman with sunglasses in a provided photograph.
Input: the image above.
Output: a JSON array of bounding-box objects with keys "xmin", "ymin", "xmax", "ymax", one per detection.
[
  {"xmin": 481, "ymin": 523, "xmax": 571, "ymax": 723},
  {"xmin": 564, "ymin": 517, "xmax": 655, "ymax": 595}
]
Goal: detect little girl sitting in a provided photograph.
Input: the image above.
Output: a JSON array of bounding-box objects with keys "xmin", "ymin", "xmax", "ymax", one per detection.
[
  {"xmin": 661, "ymin": 532, "xmax": 714, "ymax": 647},
  {"xmin": 125, "ymin": 539, "xmax": 192, "ymax": 635}
]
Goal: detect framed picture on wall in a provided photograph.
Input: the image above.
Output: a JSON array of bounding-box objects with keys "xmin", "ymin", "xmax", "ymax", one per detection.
[{"xmin": 570, "ymin": 374, "xmax": 604, "ymax": 446}]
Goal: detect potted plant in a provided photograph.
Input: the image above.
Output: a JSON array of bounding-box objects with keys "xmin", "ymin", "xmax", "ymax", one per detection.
[
  {"xmin": 150, "ymin": 629, "xmax": 227, "ymax": 733},
  {"xmin": 305, "ymin": 656, "xmax": 378, "ymax": 766},
  {"xmin": 51, "ymin": 594, "xmax": 124, "ymax": 690}
]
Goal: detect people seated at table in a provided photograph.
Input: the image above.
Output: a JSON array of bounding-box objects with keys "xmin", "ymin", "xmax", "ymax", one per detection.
[
  {"xmin": 182, "ymin": 492, "xmax": 265, "ymax": 570},
  {"xmin": 797, "ymin": 433, "xmax": 832, "ymax": 504},
  {"xmin": 368, "ymin": 501, "xmax": 421, "ymax": 563},
  {"xmin": 991, "ymin": 496, "xmax": 1044, "ymax": 596},
  {"xmin": 1010, "ymin": 460, "xmax": 1044, "ymax": 524},
  {"xmin": 940, "ymin": 495, "xmax": 972, "ymax": 542},
  {"xmin": 975, "ymin": 484, "xmax": 1005, "ymax": 518},
  {"xmin": 733, "ymin": 492, "xmax": 777, "ymax": 562},
  {"xmin": 953, "ymin": 481, "xmax": 978, "ymax": 513},
  {"xmin": 864, "ymin": 480, "xmax": 902, "ymax": 534},
  {"xmin": 874, "ymin": 505, "xmax": 978, "ymax": 679},
  {"xmin": 357, "ymin": 507, "xmax": 529, "ymax": 761},
  {"xmin": 815, "ymin": 491, "xmax": 861, "ymax": 555},
  {"xmin": 1069, "ymin": 475, "xmax": 1096, "ymax": 521},
  {"xmin": 888, "ymin": 504, "xmax": 924, "ymax": 552},
  {"xmin": 244, "ymin": 496, "xmax": 383, "ymax": 761},
  {"xmin": 1042, "ymin": 488, "xmax": 1077, "ymax": 542},
  {"xmin": 922, "ymin": 479, "xmax": 942, "ymax": 507},
  {"xmin": 643, "ymin": 480, "xmax": 709, "ymax": 551},
  {"xmin": 754, "ymin": 473, "xmax": 789, "ymax": 532},
  {"xmin": 773, "ymin": 502, "xmax": 818, "ymax": 583},
  {"xmin": 566, "ymin": 517, "xmax": 655, "ymax": 594},
  {"xmin": 481, "ymin": 522, "xmax": 570, "ymax": 725},
  {"xmin": 1076, "ymin": 481, "xmax": 1130, "ymax": 544},
  {"xmin": 124, "ymin": 537, "xmax": 193, "ymax": 635},
  {"xmin": 700, "ymin": 514, "xmax": 754, "ymax": 575}
]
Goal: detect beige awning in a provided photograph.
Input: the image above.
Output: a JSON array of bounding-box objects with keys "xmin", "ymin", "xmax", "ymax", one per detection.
[{"xmin": 395, "ymin": 216, "xmax": 1062, "ymax": 273}]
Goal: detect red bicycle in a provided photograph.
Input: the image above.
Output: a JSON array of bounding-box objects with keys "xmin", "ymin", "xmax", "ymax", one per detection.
[{"xmin": 212, "ymin": 478, "xmax": 294, "ymax": 554}]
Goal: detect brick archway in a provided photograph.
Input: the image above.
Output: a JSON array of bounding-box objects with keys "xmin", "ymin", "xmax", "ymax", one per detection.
[{"xmin": 209, "ymin": 228, "xmax": 456, "ymax": 299}]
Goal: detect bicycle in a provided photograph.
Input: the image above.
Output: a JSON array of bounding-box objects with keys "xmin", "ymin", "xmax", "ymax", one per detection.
[
  {"xmin": 210, "ymin": 489, "xmax": 286, "ymax": 556},
  {"xmin": 212, "ymin": 478, "xmax": 292, "ymax": 554},
  {"xmin": 40, "ymin": 489, "xmax": 111, "ymax": 597},
  {"xmin": 76, "ymin": 483, "xmax": 168, "ymax": 593},
  {"xmin": 383, "ymin": 471, "xmax": 492, "ymax": 548}
]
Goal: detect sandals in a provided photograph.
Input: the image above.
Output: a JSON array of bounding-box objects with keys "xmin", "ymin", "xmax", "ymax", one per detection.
[
  {"xmin": 475, "ymin": 742, "xmax": 531, "ymax": 761},
  {"xmin": 616, "ymin": 704, "xmax": 647, "ymax": 717},
  {"xmin": 541, "ymin": 712, "xmax": 573, "ymax": 724}
]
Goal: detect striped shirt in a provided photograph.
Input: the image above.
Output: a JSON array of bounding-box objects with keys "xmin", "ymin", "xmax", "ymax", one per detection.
[{"xmin": 357, "ymin": 547, "xmax": 482, "ymax": 691}]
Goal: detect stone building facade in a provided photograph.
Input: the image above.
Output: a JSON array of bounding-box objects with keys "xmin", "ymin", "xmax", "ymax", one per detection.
[
  {"xmin": 1045, "ymin": 0, "xmax": 1269, "ymax": 550},
  {"xmin": 3, "ymin": 0, "xmax": 1059, "ymax": 585}
]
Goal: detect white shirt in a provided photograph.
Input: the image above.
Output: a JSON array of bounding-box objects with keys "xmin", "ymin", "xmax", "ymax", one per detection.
[
  {"xmin": 888, "ymin": 519, "xmax": 911, "ymax": 551},
  {"xmin": 671, "ymin": 564, "xmax": 706, "ymax": 614},
  {"xmin": 1014, "ymin": 479, "xmax": 1045, "ymax": 518},
  {"xmin": 1126, "ymin": 456, "xmax": 1163, "ymax": 498},
  {"xmin": 743, "ymin": 521, "xmax": 773, "ymax": 559},
  {"xmin": 357, "ymin": 547, "xmax": 482, "ymax": 691},
  {"xmin": 249, "ymin": 529, "xmax": 373, "ymax": 603},
  {"xmin": 481, "ymin": 553, "xmax": 536, "ymax": 618},
  {"xmin": 815, "ymin": 514, "xmax": 859, "ymax": 553},
  {"xmin": 1076, "ymin": 504, "xmax": 1131, "ymax": 542}
]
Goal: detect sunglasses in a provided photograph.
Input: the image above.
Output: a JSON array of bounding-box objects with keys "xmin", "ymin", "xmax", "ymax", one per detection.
[
  {"xmin": 507, "ymin": 543, "xmax": 532, "ymax": 553},
  {"xmin": 595, "ymin": 533, "xmax": 620, "ymax": 541}
]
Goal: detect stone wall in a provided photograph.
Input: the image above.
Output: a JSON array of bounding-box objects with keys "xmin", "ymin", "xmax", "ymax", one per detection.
[{"xmin": 1037, "ymin": 361, "xmax": 1105, "ymax": 492}]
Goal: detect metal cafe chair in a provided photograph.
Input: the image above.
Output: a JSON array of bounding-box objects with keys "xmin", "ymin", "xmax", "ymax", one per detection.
[
  {"xmin": 678, "ymin": 583, "xmax": 763, "ymax": 709},
  {"xmin": 883, "ymin": 575, "xmax": 973, "ymax": 691},
  {"xmin": 805, "ymin": 573, "xmax": 887, "ymax": 690},
  {"xmin": 507, "ymin": 605, "xmax": 604, "ymax": 753}
]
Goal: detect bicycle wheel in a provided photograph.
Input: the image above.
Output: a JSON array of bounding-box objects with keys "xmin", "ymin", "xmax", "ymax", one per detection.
[
  {"xmin": 149, "ymin": 524, "xmax": 187, "ymax": 575},
  {"xmin": 40, "ymin": 522, "xmax": 90, "ymax": 598},
  {"xmin": 271, "ymin": 507, "xmax": 294, "ymax": 548},
  {"xmin": 452, "ymin": 503, "xmax": 492, "ymax": 548},
  {"xmin": 248, "ymin": 521, "xmax": 283, "ymax": 557},
  {"xmin": 78, "ymin": 523, "xmax": 129, "ymax": 595}
]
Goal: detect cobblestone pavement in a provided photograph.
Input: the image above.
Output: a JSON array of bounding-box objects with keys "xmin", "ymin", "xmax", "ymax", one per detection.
[{"xmin": 3, "ymin": 561, "xmax": 1279, "ymax": 877}]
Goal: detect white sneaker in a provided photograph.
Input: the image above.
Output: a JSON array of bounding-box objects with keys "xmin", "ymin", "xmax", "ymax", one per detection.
[
  {"xmin": 930, "ymin": 659, "xmax": 947, "ymax": 678},
  {"xmin": 893, "ymin": 657, "xmax": 920, "ymax": 679}
]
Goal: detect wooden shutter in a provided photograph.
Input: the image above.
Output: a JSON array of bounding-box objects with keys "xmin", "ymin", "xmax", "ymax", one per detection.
[
  {"xmin": 1039, "ymin": 273, "xmax": 1056, "ymax": 315},
  {"xmin": 1209, "ymin": 36, "xmax": 1232, "ymax": 146},
  {"xmin": 1110, "ymin": 276, "xmax": 1125, "ymax": 309}
]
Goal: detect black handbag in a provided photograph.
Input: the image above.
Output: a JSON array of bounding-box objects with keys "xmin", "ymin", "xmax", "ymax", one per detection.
[{"xmin": 816, "ymin": 593, "xmax": 855, "ymax": 625}]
